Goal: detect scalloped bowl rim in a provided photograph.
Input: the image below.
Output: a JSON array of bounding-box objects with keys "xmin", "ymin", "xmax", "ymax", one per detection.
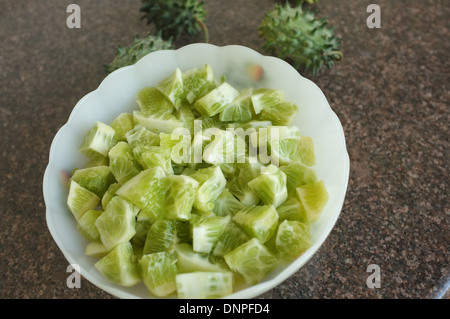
[{"xmin": 43, "ymin": 43, "xmax": 350, "ymax": 299}]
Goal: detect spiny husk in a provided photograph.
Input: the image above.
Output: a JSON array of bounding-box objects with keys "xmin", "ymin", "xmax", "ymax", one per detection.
[
  {"xmin": 140, "ymin": 0, "xmax": 208, "ymax": 41},
  {"xmin": 259, "ymin": 2, "xmax": 342, "ymax": 75},
  {"xmin": 292, "ymin": 0, "xmax": 318, "ymax": 4},
  {"xmin": 104, "ymin": 33, "xmax": 174, "ymax": 73}
]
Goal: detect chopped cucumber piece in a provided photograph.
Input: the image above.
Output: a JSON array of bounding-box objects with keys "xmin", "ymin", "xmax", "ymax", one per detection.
[
  {"xmin": 85, "ymin": 241, "xmax": 108, "ymax": 258},
  {"xmin": 196, "ymin": 114, "xmax": 226, "ymax": 130},
  {"xmin": 176, "ymin": 272, "xmax": 233, "ymax": 299},
  {"xmin": 232, "ymin": 205, "xmax": 279, "ymax": 244},
  {"xmin": 101, "ymin": 182, "xmax": 120, "ymax": 210},
  {"xmin": 161, "ymin": 175, "xmax": 199, "ymax": 220},
  {"xmin": 94, "ymin": 241, "xmax": 141, "ymax": 287},
  {"xmin": 276, "ymin": 197, "xmax": 308, "ymax": 223},
  {"xmin": 137, "ymin": 145, "xmax": 173, "ymax": 175},
  {"xmin": 137, "ymin": 87, "xmax": 174, "ymax": 115},
  {"xmin": 275, "ymin": 220, "xmax": 311, "ymax": 262},
  {"xmin": 125, "ymin": 124, "xmax": 160, "ymax": 149},
  {"xmin": 160, "ymin": 132, "xmax": 191, "ymax": 165},
  {"xmin": 212, "ymin": 188, "xmax": 245, "ymax": 217},
  {"xmin": 143, "ymin": 219, "xmax": 191, "ymax": 254},
  {"xmin": 202, "ymin": 129, "xmax": 236, "ymax": 165},
  {"xmin": 76, "ymin": 209, "xmax": 102, "ymax": 242},
  {"xmin": 95, "ymin": 196, "xmax": 139, "ymax": 250},
  {"xmin": 109, "ymin": 112, "xmax": 134, "ymax": 142},
  {"xmin": 250, "ymin": 125, "xmax": 301, "ymax": 150},
  {"xmin": 247, "ymin": 164, "xmax": 288, "ymax": 208},
  {"xmin": 108, "ymin": 141, "xmax": 141, "ymax": 185},
  {"xmin": 79, "ymin": 121, "xmax": 116, "ymax": 158},
  {"xmin": 183, "ymin": 64, "xmax": 216, "ymax": 104},
  {"xmin": 174, "ymin": 103, "xmax": 195, "ymax": 134},
  {"xmin": 174, "ymin": 243, "xmax": 229, "ymax": 273},
  {"xmin": 224, "ymin": 238, "xmax": 279, "ymax": 285},
  {"xmin": 115, "ymin": 167, "xmax": 166, "ymax": 221},
  {"xmin": 188, "ymin": 165, "xmax": 227, "ymax": 212},
  {"xmin": 194, "ymin": 82, "xmax": 240, "ymax": 117},
  {"xmin": 226, "ymin": 162, "xmax": 263, "ymax": 206},
  {"xmin": 228, "ymin": 120, "xmax": 273, "ymax": 130},
  {"xmin": 279, "ymin": 162, "xmax": 318, "ymax": 195},
  {"xmin": 67, "ymin": 180, "xmax": 100, "ymax": 221},
  {"xmin": 296, "ymin": 180, "xmax": 329, "ymax": 223},
  {"xmin": 270, "ymin": 136, "xmax": 316, "ymax": 166},
  {"xmin": 131, "ymin": 219, "xmax": 151, "ymax": 247},
  {"xmin": 259, "ymin": 102, "xmax": 298, "ymax": 126},
  {"xmin": 219, "ymin": 88, "xmax": 253, "ymax": 122},
  {"xmin": 191, "ymin": 215, "xmax": 231, "ymax": 254},
  {"xmin": 143, "ymin": 219, "xmax": 176, "ymax": 254},
  {"xmin": 297, "ymin": 136, "xmax": 316, "ymax": 166},
  {"xmin": 140, "ymin": 250, "xmax": 178, "ymax": 297},
  {"xmin": 212, "ymin": 222, "xmax": 249, "ymax": 257},
  {"xmin": 156, "ymin": 68, "xmax": 184, "ymax": 110},
  {"xmin": 133, "ymin": 110, "xmax": 184, "ymax": 134},
  {"xmin": 70, "ymin": 165, "xmax": 116, "ymax": 198},
  {"xmin": 85, "ymin": 154, "xmax": 109, "ymax": 168},
  {"xmin": 251, "ymin": 88, "xmax": 285, "ymax": 114}
]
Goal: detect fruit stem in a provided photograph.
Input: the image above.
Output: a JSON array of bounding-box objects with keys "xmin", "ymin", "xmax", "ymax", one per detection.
[
  {"xmin": 196, "ymin": 17, "xmax": 209, "ymax": 43},
  {"xmin": 323, "ymin": 50, "xmax": 343, "ymax": 61}
]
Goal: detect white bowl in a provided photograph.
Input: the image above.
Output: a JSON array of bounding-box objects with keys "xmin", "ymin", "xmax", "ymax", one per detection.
[{"xmin": 43, "ymin": 43, "xmax": 350, "ymax": 299}]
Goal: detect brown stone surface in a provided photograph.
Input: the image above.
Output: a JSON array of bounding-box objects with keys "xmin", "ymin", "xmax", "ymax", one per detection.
[{"xmin": 0, "ymin": 0, "xmax": 448, "ymax": 299}]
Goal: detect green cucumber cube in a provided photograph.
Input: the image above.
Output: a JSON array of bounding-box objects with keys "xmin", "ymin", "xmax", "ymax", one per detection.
[
  {"xmin": 191, "ymin": 215, "xmax": 231, "ymax": 254},
  {"xmin": 70, "ymin": 165, "xmax": 116, "ymax": 198},
  {"xmin": 194, "ymin": 82, "xmax": 240, "ymax": 117},
  {"xmin": 109, "ymin": 112, "xmax": 134, "ymax": 142},
  {"xmin": 95, "ymin": 196, "xmax": 139, "ymax": 250},
  {"xmin": 275, "ymin": 220, "xmax": 311, "ymax": 262},
  {"xmin": 67, "ymin": 180, "xmax": 100, "ymax": 221},
  {"xmin": 115, "ymin": 167, "xmax": 167, "ymax": 221},
  {"xmin": 94, "ymin": 241, "xmax": 141, "ymax": 287},
  {"xmin": 176, "ymin": 271, "xmax": 233, "ymax": 299},
  {"xmin": 247, "ymin": 164, "xmax": 288, "ymax": 208},
  {"xmin": 79, "ymin": 121, "xmax": 116, "ymax": 158},
  {"xmin": 251, "ymin": 88, "xmax": 285, "ymax": 114},
  {"xmin": 140, "ymin": 250, "xmax": 178, "ymax": 297},
  {"xmin": 156, "ymin": 68, "xmax": 184, "ymax": 110},
  {"xmin": 108, "ymin": 141, "xmax": 141, "ymax": 185},
  {"xmin": 161, "ymin": 175, "xmax": 199, "ymax": 220},
  {"xmin": 232, "ymin": 205, "xmax": 279, "ymax": 244},
  {"xmin": 188, "ymin": 165, "xmax": 227, "ymax": 212},
  {"xmin": 76, "ymin": 209, "xmax": 102, "ymax": 242},
  {"xmin": 296, "ymin": 180, "xmax": 329, "ymax": 223},
  {"xmin": 224, "ymin": 238, "xmax": 279, "ymax": 285},
  {"xmin": 174, "ymin": 243, "xmax": 229, "ymax": 274}
]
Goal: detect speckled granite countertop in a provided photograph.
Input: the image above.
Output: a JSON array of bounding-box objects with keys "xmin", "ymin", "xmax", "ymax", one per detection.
[{"xmin": 0, "ymin": 0, "xmax": 448, "ymax": 299}]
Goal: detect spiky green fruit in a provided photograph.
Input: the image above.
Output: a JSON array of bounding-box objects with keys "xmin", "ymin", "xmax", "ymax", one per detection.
[
  {"xmin": 140, "ymin": 0, "xmax": 208, "ymax": 42},
  {"xmin": 104, "ymin": 34, "xmax": 174, "ymax": 73},
  {"xmin": 293, "ymin": 0, "xmax": 319, "ymax": 4},
  {"xmin": 259, "ymin": 3, "xmax": 342, "ymax": 75}
]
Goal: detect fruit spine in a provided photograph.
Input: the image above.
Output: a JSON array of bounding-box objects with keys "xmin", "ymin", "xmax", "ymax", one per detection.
[
  {"xmin": 259, "ymin": 2, "xmax": 342, "ymax": 75},
  {"xmin": 140, "ymin": 0, "xmax": 208, "ymax": 42},
  {"xmin": 104, "ymin": 34, "xmax": 174, "ymax": 73}
]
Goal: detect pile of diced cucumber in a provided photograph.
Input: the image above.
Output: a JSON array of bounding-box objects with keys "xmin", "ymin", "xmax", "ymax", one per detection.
[{"xmin": 66, "ymin": 64, "xmax": 329, "ymax": 298}]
